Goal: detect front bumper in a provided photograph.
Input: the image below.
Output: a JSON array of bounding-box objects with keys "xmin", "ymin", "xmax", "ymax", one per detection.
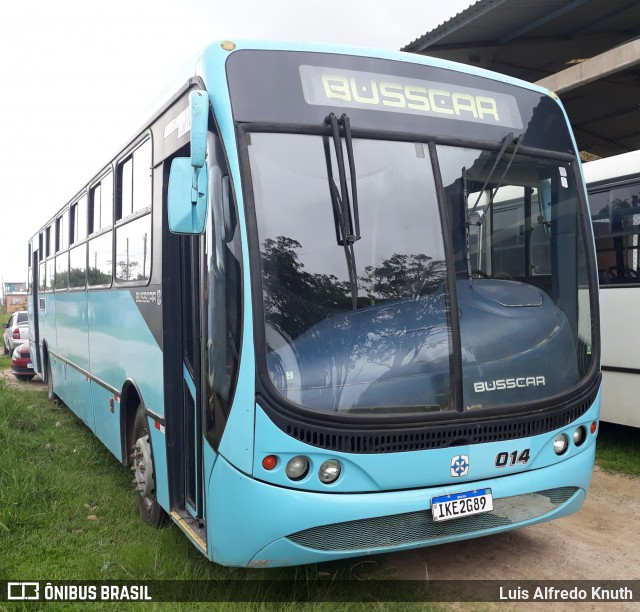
[
  {"xmin": 11, "ymin": 356, "xmax": 33, "ymax": 376},
  {"xmin": 208, "ymin": 443, "xmax": 595, "ymax": 567},
  {"xmin": 11, "ymin": 365, "xmax": 34, "ymax": 376},
  {"xmin": 8, "ymin": 337, "xmax": 27, "ymax": 351}
]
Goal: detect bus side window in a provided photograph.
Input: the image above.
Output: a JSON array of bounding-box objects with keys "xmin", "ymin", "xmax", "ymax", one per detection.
[
  {"xmin": 205, "ymin": 130, "xmax": 242, "ymax": 446},
  {"xmin": 589, "ymin": 184, "xmax": 640, "ymax": 285}
]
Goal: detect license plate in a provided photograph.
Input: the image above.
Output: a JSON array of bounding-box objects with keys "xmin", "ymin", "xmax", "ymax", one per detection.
[
  {"xmin": 27, "ymin": 362, "xmax": 33, "ymax": 368},
  {"xmin": 431, "ymin": 488, "xmax": 493, "ymax": 522}
]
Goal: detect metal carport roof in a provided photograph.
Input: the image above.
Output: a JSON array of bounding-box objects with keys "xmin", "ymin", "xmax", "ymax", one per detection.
[{"xmin": 403, "ymin": 0, "xmax": 640, "ymax": 159}]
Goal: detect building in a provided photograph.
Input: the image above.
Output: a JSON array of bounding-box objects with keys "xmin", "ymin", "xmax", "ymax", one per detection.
[{"xmin": 3, "ymin": 281, "xmax": 27, "ymax": 314}]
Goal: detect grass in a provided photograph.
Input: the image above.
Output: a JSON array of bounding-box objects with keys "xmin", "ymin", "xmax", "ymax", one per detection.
[
  {"xmin": 595, "ymin": 422, "xmax": 640, "ymax": 476},
  {"xmin": 0, "ymin": 368, "xmax": 444, "ymax": 612}
]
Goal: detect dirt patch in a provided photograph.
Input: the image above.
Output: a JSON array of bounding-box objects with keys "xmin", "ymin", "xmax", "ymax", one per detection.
[
  {"xmin": 381, "ymin": 467, "xmax": 639, "ymax": 609},
  {"xmin": 0, "ymin": 368, "xmax": 46, "ymax": 391}
]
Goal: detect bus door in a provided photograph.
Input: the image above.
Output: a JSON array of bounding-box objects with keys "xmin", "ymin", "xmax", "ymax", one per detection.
[
  {"xmin": 179, "ymin": 234, "xmax": 204, "ymax": 520},
  {"xmin": 31, "ymin": 251, "xmax": 42, "ymax": 373}
]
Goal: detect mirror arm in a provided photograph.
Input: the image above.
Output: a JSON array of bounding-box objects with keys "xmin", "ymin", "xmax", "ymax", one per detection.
[{"xmin": 191, "ymin": 168, "xmax": 200, "ymax": 204}]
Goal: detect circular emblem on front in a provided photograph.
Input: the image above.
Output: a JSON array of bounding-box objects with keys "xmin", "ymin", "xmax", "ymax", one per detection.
[{"xmin": 450, "ymin": 454, "xmax": 469, "ymax": 477}]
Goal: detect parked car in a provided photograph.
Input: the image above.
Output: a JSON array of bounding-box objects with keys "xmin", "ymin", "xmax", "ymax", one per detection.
[
  {"xmin": 3, "ymin": 310, "xmax": 28, "ymax": 354},
  {"xmin": 11, "ymin": 341, "xmax": 34, "ymax": 381}
]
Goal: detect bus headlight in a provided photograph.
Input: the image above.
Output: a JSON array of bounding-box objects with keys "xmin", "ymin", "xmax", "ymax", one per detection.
[
  {"xmin": 285, "ymin": 456, "xmax": 309, "ymax": 481},
  {"xmin": 318, "ymin": 459, "xmax": 341, "ymax": 484},
  {"xmin": 573, "ymin": 426, "xmax": 587, "ymax": 447},
  {"xmin": 553, "ymin": 433, "xmax": 569, "ymax": 455}
]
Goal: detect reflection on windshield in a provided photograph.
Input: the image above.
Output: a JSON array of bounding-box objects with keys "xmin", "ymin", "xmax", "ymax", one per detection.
[
  {"xmin": 261, "ymin": 236, "xmax": 450, "ymax": 412},
  {"xmin": 250, "ymin": 134, "xmax": 453, "ymax": 415},
  {"xmin": 249, "ymin": 134, "xmax": 595, "ymax": 419},
  {"xmin": 438, "ymin": 145, "xmax": 594, "ymax": 409},
  {"xmin": 261, "ymin": 236, "xmax": 447, "ymax": 339}
]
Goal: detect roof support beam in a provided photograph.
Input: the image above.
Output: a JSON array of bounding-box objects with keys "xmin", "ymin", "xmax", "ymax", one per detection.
[
  {"xmin": 570, "ymin": 3, "xmax": 639, "ymax": 37},
  {"xmin": 497, "ymin": 0, "xmax": 592, "ymax": 44},
  {"xmin": 536, "ymin": 38, "xmax": 640, "ymax": 94}
]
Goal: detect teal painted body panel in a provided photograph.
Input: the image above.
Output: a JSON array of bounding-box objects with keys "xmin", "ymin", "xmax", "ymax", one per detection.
[
  {"xmin": 52, "ymin": 291, "xmax": 94, "ymax": 430},
  {"xmin": 91, "ymin": 381, "xmax": 121, "ymax": 459},
  {"xmin": 148, "ymin": 419, "xmax": 170, "ymax": 511},
  {"xmin": 208, "ymin": 427, "xmax": 595, "ymax": 567},
  {"xmin": 38, "ymin": 294, "xmax": 57, "ymax": 359},
  {"xmin": 203, "ymin": 442, "xmax": 218, "ymax": 558},
  {"xmin": 55, "ymin": 292, "xmax": 90, "ymax": 371},
  {"xmin": 41, "ymin": 288, "xmax": 164, "ymax": 468},
  {"xmin": 56, "ymin": 360, "xmax": 94, "ymax": 431},
  {"xmin": 250, "ymin": 490, "xmax": 587, "ymax": 567},
  {"xmin": 87, "ymin": 291, "xmax": 164, "ymax": 417}
]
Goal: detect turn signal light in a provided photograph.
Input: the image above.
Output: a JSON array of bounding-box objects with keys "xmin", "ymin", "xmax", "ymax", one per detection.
[
  {"xmin": 262, "ymin": 455, "xmax": 278, "ymax": 471},
  {"xmin": 590, "ymin": 421, "xmax": 597, "ymax": 435}
]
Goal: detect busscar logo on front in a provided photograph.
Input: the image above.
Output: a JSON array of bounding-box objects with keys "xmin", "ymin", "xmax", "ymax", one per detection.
[
  {"xmin": 474, "ymin": 376, "xmax": 546, "ymax": 393},
  {"xmin": 298, "ymin": 65, "xmax": 524, "ymax": 130}
]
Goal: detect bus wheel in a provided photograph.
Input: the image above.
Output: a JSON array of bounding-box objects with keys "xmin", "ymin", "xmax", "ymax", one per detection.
[{"xmin": 130, "ymin": 406, "xmax": 164, "ymax": 527}]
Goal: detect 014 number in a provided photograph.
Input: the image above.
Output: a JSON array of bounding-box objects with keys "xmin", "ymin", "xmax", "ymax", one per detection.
[{"xmin": 495, "ymin": 449, "xmax": 530, "ymax": 468}]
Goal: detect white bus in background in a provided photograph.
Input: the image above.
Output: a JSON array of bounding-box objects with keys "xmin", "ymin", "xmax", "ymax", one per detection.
[{"xmin": 584, "ymin": 150, "xmax": 640, "ymax": 428}]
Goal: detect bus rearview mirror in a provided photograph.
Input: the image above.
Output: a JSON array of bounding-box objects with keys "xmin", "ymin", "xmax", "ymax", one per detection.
[{"xmin": 168, "ymin": 158, "xmax": 208, "ymax": 234}]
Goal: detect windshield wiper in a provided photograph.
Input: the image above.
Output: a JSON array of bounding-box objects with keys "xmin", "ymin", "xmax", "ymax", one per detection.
[
  {"xmin": 324, "ymin": 112, "xmax": 361, "ymax": 309},
  {"xmin": 464, "ymin": 132, "xmax": 523, "ymax": 285}
]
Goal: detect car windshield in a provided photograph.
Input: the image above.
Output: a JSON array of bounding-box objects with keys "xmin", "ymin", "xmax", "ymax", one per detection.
[
  {"xmin": 16, "ymin": 312, "xmax": 28, "ymax": 324},
  {"xmin": 248, "ymin": 133, "xmax": 594, "ymax": 417}
]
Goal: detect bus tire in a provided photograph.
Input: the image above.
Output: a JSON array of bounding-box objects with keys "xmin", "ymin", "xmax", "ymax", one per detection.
[
  {"xmin": 46, "ymin": 356, "xmax": 58, "ymax": 402},
  {"xmin": 131, "ymin": 406, "xmax": 165, "ymax": 527}
]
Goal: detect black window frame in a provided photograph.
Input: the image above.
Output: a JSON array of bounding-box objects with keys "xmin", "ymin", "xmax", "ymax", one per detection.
[
  {"xmin": 588, "ymin": 176, "xmax": 640, "ymax": 288},
  {"xmin": 113, "ymin": 134, "xmax": 153, "ymax": 287}
]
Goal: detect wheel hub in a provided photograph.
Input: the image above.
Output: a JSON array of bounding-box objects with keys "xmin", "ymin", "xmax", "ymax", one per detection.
[{"xmin": 131, "ymin": 434, "xmax": 155, "ymax": 504}]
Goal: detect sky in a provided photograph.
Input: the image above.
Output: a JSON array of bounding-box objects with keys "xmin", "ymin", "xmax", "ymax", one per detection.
[{"xmin": 0, "ymin": 0, "xmax": 474, "ymax": 287}]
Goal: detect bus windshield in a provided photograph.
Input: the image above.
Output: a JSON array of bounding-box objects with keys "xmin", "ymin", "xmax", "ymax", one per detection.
[
  {"xmin": 438, "ymin": 145, "xmax": 594, "ymax": 410},
  {"xmin": 248, "ymin": 132, "xmax": 594, "ymax": 417}
]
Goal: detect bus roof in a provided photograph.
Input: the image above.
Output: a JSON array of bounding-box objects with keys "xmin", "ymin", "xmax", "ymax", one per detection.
[
  {"xmin": 201, "ymin": 39, "xmax": 555, "ymax": 99},
  {"xmin": 583, "ymin": 149, "xmax": 640, "ymax": 186}
]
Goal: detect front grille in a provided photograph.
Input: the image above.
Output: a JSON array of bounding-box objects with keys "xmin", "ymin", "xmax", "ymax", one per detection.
[
  {"xmin": 260, "ymin": 378, "xmax": 600, "ymax": 454},
  {"xmin": 287, "ymin": 487, "xmax": 578, "ymax": 552}
]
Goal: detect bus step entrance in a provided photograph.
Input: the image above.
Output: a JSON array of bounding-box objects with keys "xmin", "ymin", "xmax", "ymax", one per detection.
[{"xmin": 170, "ymin": 509, "xmax": 207, "ymax": 555}]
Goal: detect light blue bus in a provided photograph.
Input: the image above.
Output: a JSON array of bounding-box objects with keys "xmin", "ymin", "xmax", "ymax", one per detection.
[{"xmin": 27, "ymin": 40, "xmax": 600, "ymax": 567}]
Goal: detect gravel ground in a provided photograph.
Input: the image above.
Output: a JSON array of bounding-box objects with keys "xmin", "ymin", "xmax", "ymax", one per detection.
[{"xmin": 380, "ymin": 467, "xmax": 640, "ymax": 610}]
